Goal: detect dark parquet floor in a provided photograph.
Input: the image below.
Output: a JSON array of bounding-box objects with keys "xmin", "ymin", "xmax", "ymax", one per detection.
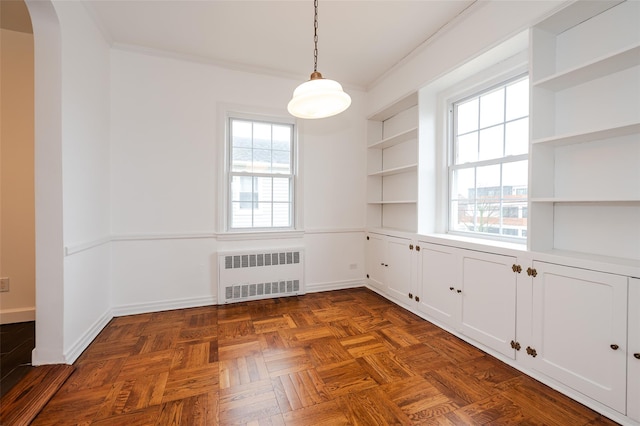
[
  {"xmin": 0, "ymin": 320, "xmax": 35, "ymax": 398},
  {"xmin": 31, "ymin": 288, "xmax": 618, "ymax": 425}
]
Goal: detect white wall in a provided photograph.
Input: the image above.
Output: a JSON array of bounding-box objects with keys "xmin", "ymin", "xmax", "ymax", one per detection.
[
  {"xmin": 0, "ymin": 28, "xmax": 35, "ymax": 324},
  {"xmin": 58, "ymin": 0, "xmax": 112, "ymax": 362},
  {"xmin": 110, "ymin": 49, "xmax": 367, "ymax": 313}
]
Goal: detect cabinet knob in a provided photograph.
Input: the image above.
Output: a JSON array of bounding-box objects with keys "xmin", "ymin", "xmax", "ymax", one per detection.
[
  {"xmin": 634, "ymin": 353, "xmax": 640, "ymax": 360},
  {"xmin": 416, "ymin": 246, "xmax": 420, "ymax": 251},
  {"xmin": 526, "ymin": 346, "xmax": 537, "ymax": 357},
  {"xmin": 449, "ymin": 287, "xmax": 454, "ymax": 291},
  {"xmin": 510, "ymin": 340, "xmax": 521, "ymax": 351},
  {"xmin": 610, "ymin": 344, "xmax": 619, "ymax": 350},
  {"xmin": 385, "ymin": 264, "xmax": 388, "ymax": 267},
  {"xmin": 527, "ymin": 267, "xmax": 538, "ymax": 277},
  {"xmin": 409, "ymin": 244, "xmax": 414, "ymax": 250},
  {"xmin": 408, "ymin": 293, "xmax": 413, "ymax": 299},
  {"xmin": 415, "ymin": 296, "xmax": 420, "ymax": 302},
  {"xmin": 456, "ymin": 289, "xmax": 462, "ymax": 294},
  {"xmin": 512, "ymin": 264, "xmax": 522, "ymax": 273}
]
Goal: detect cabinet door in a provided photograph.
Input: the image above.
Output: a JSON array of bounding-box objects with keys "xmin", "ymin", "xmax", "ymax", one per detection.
[
  {"xmin": 385, "ymin": 236, "xmax": 412, "ymax": 304},
  {"xmin": 365, "ymin": 234, "xmax": 386, "ymax": 292},
  {"xmin": 417, "ymin": 243, "xmax": 458, "ymax": 327},
  {"xmin": 531, "ymin": 262, "xmax": 627, "ymax": 413},
  {"xmin": 459, "ymin": 250, "xmax": 517, "ymax": 359},
  {"xmin": 629, "ymin": 278, "xmax": 640, "ymax": 422}
]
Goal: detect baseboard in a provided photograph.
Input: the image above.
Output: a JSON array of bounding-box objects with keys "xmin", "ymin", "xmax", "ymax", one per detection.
[
  {"xmin": 305, "ymin": 279, "xmax": 365, "ymax": 294},
  {"xmin": 112, "ymin": 295, "xmax": 217, "ymax": 317},
  {"xmin": 63, "ymin": 309, "xmax": 113, "ymax": 364},
  {"xmin": 0, "ymin": 307, "xmax": 35, "ymax": 324}
]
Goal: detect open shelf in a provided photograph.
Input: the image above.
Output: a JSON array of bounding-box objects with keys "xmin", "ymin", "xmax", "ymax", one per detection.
[
  {"xmin": 367, "ymin": 200, "xmax": 417, "ymax": 205},
  {"xmin": 531, "ymin": 122, "xmax": 640, "ymax": 147},
  {"xmin": 530, "ymin": 198, "xmax": 640, "ymax": 204},
  {"xmin": 368, "ymin": 164, "xmax": 418, "ymax": 177},
  {"xmin": 533, "ymin": 44, "xmax": 640, "ymax": 91},
  {"xmin": 368, "ymin": 127, "xmax": 418, "ymax": 150}
]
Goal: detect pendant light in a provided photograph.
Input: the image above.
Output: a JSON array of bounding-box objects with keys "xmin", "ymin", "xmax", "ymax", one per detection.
[{"xmin": 287, "ymin": 0, "xmax": 351, "ymax": 119}]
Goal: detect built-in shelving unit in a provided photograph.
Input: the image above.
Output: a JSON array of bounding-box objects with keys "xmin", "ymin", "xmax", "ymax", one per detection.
[
  {"xmin": 368, "ymin": 163, "xmax": 418, "ymax": 178},
  {"xmin": 529, "ymin": 0, "xmax": 640, "ymax": 262},
  {"xmin": 367, "ymin": 95, "xmax": 419, "ymax": 232}
]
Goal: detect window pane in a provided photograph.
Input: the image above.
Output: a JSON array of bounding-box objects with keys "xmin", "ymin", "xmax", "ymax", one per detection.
[
  {"xmin": 478, "ymin": 125, "xmax": 504, "ymax": 161},
  {"xmin": 476, "ymin": 164, "xmax": 500, "ymax": 199},
  {"xmin": 273, "ymin": 203, "xmax": 291, "ymax": 227},
  {"xmin": 231, "ymin": 120, "xmax": 252, "ymax": 148},
  {"xmin": 273, "ymin": 125, "xmax": 292, "ymax": 151},
  {"xmin": 256, "ymin": 177, "xmax": 272, "ymax": 202},
  {"xmin": 456, "ymin": 132, "xmax": 478, "ymax": 164},
  {"xmin": 452, "ymin": 168, "xmax": 475, "ymax": 201},
  {"xmin": 231, "ymin": 176, "xmax": 253, "ymax": 201},
  {"xmin": 506, "ymin": 78, "xmax": 529, "ymax": 121},
  {"xmin": 273, "ymin": 178, "xmax": 290, "ymax": 202},
  {"xmin": 254, "ymin": 202, "xmax": 272, "ymax": 227},
  {"xmin": 451, "ymin": 168, "xmax": 475, "ymax": 232},
  {"xmin": 251, "ymin": 149, "xmax": 271, "ymax": 172},
  {"xmin": 456, "ymin": 98, "xmax": 478, "ymax": 135},
  {"xmin": 502, "ymin": 160, "xmax": 528, "ymax": 200},
  {"xmin": 253, "ymin": 122, "xmax": 272, "ymax": 150},
  {"xmin": 474, "ymin": 164, "xmax": 501, "ymax": 233},
  {"xmin": 231, "ymin": 202, "xmax": 252, "ymax": 228},
  {"xmin": 505, "ymin": 117, "xmax": 528, "ymax": 156},
  {"xmin": 231, "ymin": 148, "xmax": 252, "ymax": 172},
  {"xmin": 272, "ymin": 150, "xmax": 291, "ymax": 174},
  {"xmin": 479, "ymin": 88, "xmax": 504, "ymax": 128}
]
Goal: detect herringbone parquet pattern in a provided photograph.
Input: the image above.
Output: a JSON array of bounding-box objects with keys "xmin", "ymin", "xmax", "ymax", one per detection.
[{"xmin": 32, "ymin": 288, "xmax": 617, "ymax": 425}]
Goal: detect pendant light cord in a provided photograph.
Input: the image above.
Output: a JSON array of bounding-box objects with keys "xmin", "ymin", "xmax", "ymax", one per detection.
[{"xmin": 313, "ymin": 0, "xmax": 318, "ymax": 73}]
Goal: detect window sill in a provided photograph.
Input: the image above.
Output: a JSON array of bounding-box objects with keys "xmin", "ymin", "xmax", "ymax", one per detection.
[
  {"xmin": 418, "ymin": 232, "xmax": 527, "ymax": 253},
  {"xmin": 217, "ymin": 230, "xmax": 305, "ymax": 241}
]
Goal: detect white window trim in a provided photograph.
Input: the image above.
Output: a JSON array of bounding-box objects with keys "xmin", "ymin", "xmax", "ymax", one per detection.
[
  {"xmin": 217, "ymin": 104, "xmax": 304, "ymax": 236},
  {"xmin": 445, "ymin": 71, "xmax": 529, "ymax": 245}
]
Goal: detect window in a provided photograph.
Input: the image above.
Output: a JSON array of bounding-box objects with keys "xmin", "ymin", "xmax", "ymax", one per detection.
[
  {"xmin": 228, "ymin": 117, "xmax": 295, "ymax": 230},
  {"xmin": 449, "ymin": 75, "xmax": 529, "ymax": 241}
]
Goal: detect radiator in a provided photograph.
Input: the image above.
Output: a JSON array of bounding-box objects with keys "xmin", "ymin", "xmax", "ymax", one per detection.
[{"xmin": 218, "ymin": 248, "xmax": 305, "ymax": 304}]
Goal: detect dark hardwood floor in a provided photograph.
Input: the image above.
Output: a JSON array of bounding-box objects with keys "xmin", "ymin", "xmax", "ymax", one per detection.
[
  {"xmin": 30, "ymin": 288, "xmax": 617, "ymax": 425},
  {"xmin": 0, "ymin": 320, "xmax": 35, "ymax": 398}
]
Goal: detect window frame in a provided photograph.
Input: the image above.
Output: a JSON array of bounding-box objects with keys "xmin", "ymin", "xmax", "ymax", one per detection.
[
  {"xmin": 219, "ymin": 107, "xmax": 301, "ymax": 235},
  {"xmin": 447, "ymin": 73, "xmax": 529, "ymax": 244}
]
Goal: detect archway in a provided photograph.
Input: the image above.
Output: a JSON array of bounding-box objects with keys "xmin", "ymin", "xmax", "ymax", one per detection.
[{"xmin": 23, "ymin": 0, "xmax": 65, "ymax": 365}]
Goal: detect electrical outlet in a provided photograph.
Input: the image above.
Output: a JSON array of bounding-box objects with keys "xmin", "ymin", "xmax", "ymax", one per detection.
[{"xmin": 0, "ymin": 278, "xmax": 9, "ymax": 292}]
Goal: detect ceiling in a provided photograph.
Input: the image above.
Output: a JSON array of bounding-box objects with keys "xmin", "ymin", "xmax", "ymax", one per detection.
[{"xmin": 84, "ymin": 0, "xmax": 477, "ymax": 91}]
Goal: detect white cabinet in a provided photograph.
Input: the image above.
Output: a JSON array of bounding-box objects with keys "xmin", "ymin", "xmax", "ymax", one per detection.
[
  {"xmin": 367, "ymin": 98, "xmax": 418, "ymax": 233},
  {"xmin": 417, "ymin": 243, "xmax": 518, "ymax": 358},
  {"xmin": 385, "ymin": 236, "xmax": 413, "ymax": 303},
  {"xmin": 459, "ymin": 250, "xmax": 517, "ymax": 359},
  {"xmin": 628, "ymin": 278, "xmax": 640, "ymax": 423},
  {"xmin": 365, "ymin": 233, "xmax": 416, "ymax": 306},
  {"xmin": 529, "ymin": 0, "xmax": 640, "ymax": 261},
  {"xmin": 365, "ymin": 233, "xmax": 386, "ymax": 293},
  {"xmin": 417, "ymin": 243, "xmax": 458, "ymax": 327},
  {"xmin": 528, "ymin": 262, "xmax": 628, "ymax": 413}
]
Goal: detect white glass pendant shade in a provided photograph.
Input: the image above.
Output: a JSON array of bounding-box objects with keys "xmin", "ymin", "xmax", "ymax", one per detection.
[{"xmin": 288, "ymin": 72, "xmax": 351, "ymax": 119}]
